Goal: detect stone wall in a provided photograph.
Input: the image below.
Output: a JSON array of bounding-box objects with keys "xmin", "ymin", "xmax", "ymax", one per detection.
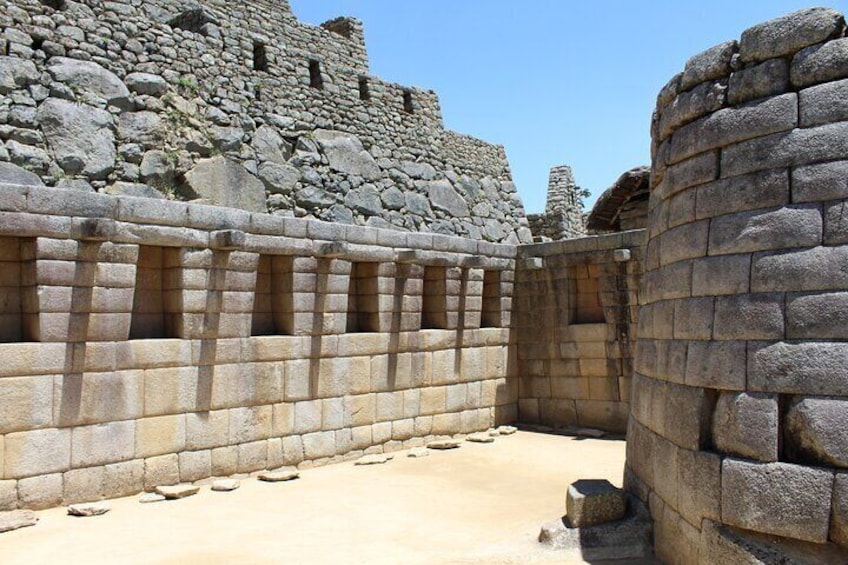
[
  {"xmin": 0, "ymin": 0, "xmax": 531, "ymax": 243},
  {"xmin": 628, "ymin": 7, "xmax": 848, "ymax": 562},
  {"xmin": 527, "ymin": 165, "xmax": 586, "ymax": 242},
  {"xmin": 0, "ymin": 183, "xmax": 517, "ymax": 510},
  {"xmin": 513, "ymin": 230, "xmax": 644, "ymax": 434}
]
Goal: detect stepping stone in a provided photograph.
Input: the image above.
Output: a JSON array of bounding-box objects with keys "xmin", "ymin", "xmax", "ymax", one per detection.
[
  {"xmin": 0, "ymin": 510, "xmax": 38, "ymax": 534},
  {"xmin": 139, "ymin": 493, "xmax": 166, "ymax": 504},
  {"xmin": 258, "ymin": 468, "xmax": 300, "ymax": 482},
  {"xmin": 466, "ymin": 433, "xmax": 495, "ymax": 443},
  {"xmin": 497, "ymin": 425, "xmax": 518, "ymax": 435},
  {"xmin": 155, "ymin": 484, "xmax": 200, "ymax": 500},
  {"xmin": 427, "ymin": 439, "xmax": 462, "ymax": 450},
  {"xmin": 67, "ymin": 502, "xmax": 111, "ymax": 517},
  {"xmin": 211, "ymin": 479, "xmax": 240, "ymax": 492},
  {"xmin": 354, "ymin": 454, "xmax": 393, "ymax": 466},
  {"xmin": 566, "ymin": 479, "xmax": 626, "ymax": 528},
  {"xmin": 407, "ymin": 447, "xmax": 430, "ymax": 458}
]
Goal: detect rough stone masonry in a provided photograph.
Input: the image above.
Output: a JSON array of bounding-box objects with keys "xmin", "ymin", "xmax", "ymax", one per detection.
[{"xmin": 0, "ymin": 0, "xmax": 531, "ymax": 244}]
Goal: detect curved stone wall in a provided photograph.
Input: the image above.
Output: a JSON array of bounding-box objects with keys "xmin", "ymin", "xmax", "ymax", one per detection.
[{"xmin": 628, "ymin": 7, "xmax": 848, "ymax": 562}]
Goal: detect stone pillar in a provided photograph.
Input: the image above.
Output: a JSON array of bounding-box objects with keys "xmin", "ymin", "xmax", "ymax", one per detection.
[{"xmin": 629, "ymin": 7, "xmax": 848, "ymax": 562}]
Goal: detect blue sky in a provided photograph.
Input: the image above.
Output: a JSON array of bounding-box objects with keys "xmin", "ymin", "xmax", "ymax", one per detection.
[{"xmin": 290, "ymin": 1, "xmax": 847, "ymax": 213}]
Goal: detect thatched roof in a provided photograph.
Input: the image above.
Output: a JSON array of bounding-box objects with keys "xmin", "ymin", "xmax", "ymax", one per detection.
[{"xmin": 586, "ymin": 166, "xmax": 650, "ymax": 232}]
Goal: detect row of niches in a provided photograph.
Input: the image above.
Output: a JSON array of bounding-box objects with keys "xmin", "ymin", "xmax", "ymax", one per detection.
[{"xmin": 0, "ymin": 240, "xmax": 507, "ymax": 343}]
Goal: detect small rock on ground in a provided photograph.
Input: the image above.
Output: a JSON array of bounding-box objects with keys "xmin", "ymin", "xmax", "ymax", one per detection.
[
  {"xmin": 427, "ymin": 439, "xmax": 462, "ymax": 450},
  {"xmin": 211, "ymin": 479, "xmax": 240, "ymax": 492},
  {"xmin": 258, "ymin": 468, "xmax": 300, "ymax": 482},
  {"xmin": 67, "ymin": 502, "xmax": 111, "ymax": 517},
  {"xmin": 497, "ymin": 425, "xmax": 518, "ymax": 435},
  {"xmin": 355, "ymin": 454, "xmax": 393, "ymax": 466},
  {"xmin": 0, "ymin": 510, "xmax": 38, "ymax": 534},
  {"xmin": 139, "ymin": 493, "xmax": 166, "ymax": 504},
  {"xmin": 467, "ymin": 433, "xmax": 495, "ymax": 444},
  {"xmin": 407, "ymin": 447, "xmax": 430, "ymax": 458},
  {"xmin": 155, "ymin": 485, "xmax": 200, "ymax": 500}
]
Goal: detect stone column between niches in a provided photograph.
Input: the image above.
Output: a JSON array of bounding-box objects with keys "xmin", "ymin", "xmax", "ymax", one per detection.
[{"xmin": 627, "ymin": 7, "xmax": 848, "ymax": 563}]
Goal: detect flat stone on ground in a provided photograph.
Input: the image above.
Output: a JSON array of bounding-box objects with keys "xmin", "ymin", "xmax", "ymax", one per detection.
[
  {"xmin": 0, "ymin": 510, "xmax": 38, "ymax": 533},
  {"xmin": 407, "ymin": 447, "xmax": 430, "ymax": 458},
  {"xmin": 258, "ymin": 468, "xmax": 300, "ymax": 483},
  {"xmin": 355, "ymin": 454, "xmax": 393, "ymax": 466},
  {"xmin": 139, "ymin": 493, "xmax": 166, "ymax": 504},
  {"xmin": 155, "ymin": 485, "xmax": 200, "ymax": 500},
  {"xmin": 576, "ymin": 428, "xmax": 606, "ymax": 438},
  {"xmin": 211, "ymin": 479, "xmax": 240, "ymax": 492},
  {"xmin": 466, "ymin": 433, "xmax": 495, "ymax": 444},
  {"xmin": 566, "ymin": 479, "xmax": 627, "ymax": 528},
  {"xmin": 497, "ymin": 426, "xmax": 518, "ymax": 436},
  {"xmin": 68, "ymin": 502, "xmax": 111, "ymax": 517},
  {"xmin": 427, "ymin": 439, "xmax": 462, "ymax": 450}
]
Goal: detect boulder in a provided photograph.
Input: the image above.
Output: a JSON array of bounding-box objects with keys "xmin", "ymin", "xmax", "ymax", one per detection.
[
  {"xmin": 118, "ymin": 112, "xmax": 164, "ymax": 145},
  {"xmin": 712, "ymin": 392, "xmax": 779, "ymax": 462},
  {"xmin": 38, "ymin": 98, "xmax": 116, "ymax": 180},
  {"xmin": 0, "ymin": 161, "xmax": 43, "ymax": 186},
  {"xmin": 183, "ymin": 156, "xmax": 266, "ymax": 212},
  {"xmin": 428, "ymin": 179, "xmax": 469, "ymax": 217},
  {"xmin": 313, "ymin": 129, "xmax": 381, "ymax": 181},
  {"xmin": 252, "ymin": 125, "xmax": 292, "ymax": 165},
  {"xmin": 401, "ymin": 161, "xmax": 436, "ymax": 180},
  {"xmin": 381, "ymin": 186, "xmax": 405, "ymax": 210},
  {"xmin": 0, "ymin": 510, "xmax": 38, "ymax": 533},
  {"xmin": 295, "ymin": 186, "xmax": 335, "ymax": 209},
  {"xmin": 47, "ymin": 57, "xmax": 131, "ymax": 109},
  {"xmin": 258, "ymin": 162, "xmax": 299, "ymax": 195},
  {"xmin": 139, "ymin": 150, "xmax": 175, "ymax": 188},
  {"xmin": 0, "ymin": 56, "xmax": 39, "ymax": 95},
  {"xmin": 124, "ymin": 72, "xmax": 169, "ymax": 97},
  {"xmin": 405, "ymin": 192, "xmax": 433, "ymax": 217},
  {"xmin": 6, "ymin": 140, "xmax": 52, "ymax": 174},
  {"xmin": 344, "ymin": 185, "xmax": 383, "ymax": 216},
  {"xmin": 209, "ymin": 126, "xmax": 243, "ymax": 152}
]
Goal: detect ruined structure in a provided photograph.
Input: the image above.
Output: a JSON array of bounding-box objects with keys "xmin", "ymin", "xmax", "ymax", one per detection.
[
  {"xmin": 0, "ymin": 0, "xmax": 531, "ymax": 243},
  {"xmin": 586, "ymin": 167, "xmax": 649, "ymax": 234},
  {"xmin": 3, "ymin": 3, "xmax": 848, "ymax": 563},
  {"xmin": 628, "ymin": 7, "xmax": 848, "ymax": 562},
  {"xmin": 527, "ymin": 165, "xmax": 587, "ymax": 241}
]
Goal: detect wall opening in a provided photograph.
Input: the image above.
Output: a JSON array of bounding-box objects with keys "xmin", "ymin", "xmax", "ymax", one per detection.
[
  {"xmin": 422, "ymin": 266, "xmax": 447, "ymax": 329},
  {"xmin": 358, "ymin": 77, "xmax": 371, "ymax": 102},
  {"xmin": 481, "ymin": 270, "xmax": 502, "ymax": 328},
  {"xmin": 569, "ymin": 264, "xmax": 605, "ymax": 324},
  {"xmin": 347, "ymin": 262, "xmax": 379, "ymax": 333},
  {"xmin": 309, "ymin": 60, "xmax": 324, "ymax": 90},
  {"xmin": 403, "ymin": 89, "xmax": 414, "ymax": 114},
  {"xmin": 39, "ymin": 0, "xmax": 66, "ymax": 10},
  {"xmin": 0, "ymin": 237, "xmax": 36, "ymax": 343},
  {"xmin": 167, "ymin": 8, "xmax": 215, "ymax": 36},
  {"xmin": 252, "ymin": 255, "xmax": 294, "ymax": 336},
  {"xmin": 130, "ymin": 246, "xmax": 180, "ymax": 340},
  {"xmin": 253, "ymin": 41, "xmax": 268, "ymax": 72}
]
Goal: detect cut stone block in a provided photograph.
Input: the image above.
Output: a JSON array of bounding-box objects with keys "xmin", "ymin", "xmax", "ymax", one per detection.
[{"xmin": 566, "ymin": 479, "xmax": 627, "ymax": 528}]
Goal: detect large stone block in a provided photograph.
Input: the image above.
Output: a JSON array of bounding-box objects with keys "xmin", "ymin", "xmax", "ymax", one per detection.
[
  {"xmin": 183, "ymin": 156, "xmax": 267, "ymax": 213},
  {"xmin": 38, "ymin": 98, "xmax": 116, "ymax": 180},
  {"xmin": 826, "ymin": 201, "xmax": 848, "ymax": 245},
  {"xmin": 749, "ymin": 341, "xmax": 848, "ymax": 395},
  {"xmin": 728, "ymin": 58, "xmax": 790, "ymax": 105},
  {"xmin": 752, "ymin": 246, "xmax": 848, "ymax": 293},
  {"xmin": 18, "ymin": 473, "xmax": 62, "ymax": 510},
  {"xmin": 63, "ymin": 467, "xmax": 104, "ymax": 504},
  {"xmin": 722, "ymin": 459, "xmax": 834, "ymax": 543},
  {"xmin": 691, "ymin": 254, "xmax": 751, "ymax": 297},
  {"xmin": 103, "ymin": 459, "xmax": 143, "ymax": 499},
  {"xmin": 4, "ymin": 428, "xmax": 71, "ymax": 478},
  {"xmin": 712, "ymin": 392, "xmax": 779, "ymax": 461},
  {"xmin": 0, "ymin": 375, "xmax": 53, "ymax": 434},
  {"xmin": 712, "ymin": 293, "xmax": 785, "ymax": 341},
  {"xmin": 677, "ymin": 448, "xmax": 721, "ymax": 526},
  {"xmin": 792, "ymin": 37, "xmax": 848, "ymax": 88},
  {"xmin": 135, "ymin": 415, "xmax": 185, "ymax": 459},
  {"xmin": 143, "ymin": 454, "xmax": 179, "ymax": 490},
  {"xmin": 54, "ymin": 371, "xmax": 143, "ymax": 427},
  {"xmin": 832, "ymin": 473, "xmax": 848, "ymax": 547},
  {"xmin": 71, "ymin": 421, "xmax": 135, "ymax": 469},
  {"xmin": 566, "ymin": 479, "xmax": 626, "ymax": 527},
  {"xmin": 738, "ymin": 7, "xmax": 844, "ymax": 63},
  {"xmin": 785, "ymin": 396, "xmax": 848, "ymax": 468},
  {"xmin": 792, "ymin": 160, "xmax": 848, "ymax": 203},
  {"xmin": 685, "ymin": 340, "xmax": 746, "ymax": 390},
  {"xmin": 185, "ymin": 411, "xmax": 229, "ymax": 451},
  {"xmin": 787, "ymin": 292, "xmax": 848, "ymax": 340},
  {"xmin": 680, "ymin": 40, "xmax": 736, "ymax": 91},
  {"xmin": 709, "ymin": 204, "xmax": 821, "ymax": 256},
  {"xmin": 228, "ymin": 406, "xmax": 272, "ymax": 444},
  {"xmin": 302, "ymin": 431, "xmax": 336, "ymax": 459}
]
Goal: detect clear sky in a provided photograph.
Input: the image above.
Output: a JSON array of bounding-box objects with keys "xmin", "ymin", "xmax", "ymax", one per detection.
[{"xmin": 289, "ymin": 1, "xmax": 847, "ymax": 213}]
